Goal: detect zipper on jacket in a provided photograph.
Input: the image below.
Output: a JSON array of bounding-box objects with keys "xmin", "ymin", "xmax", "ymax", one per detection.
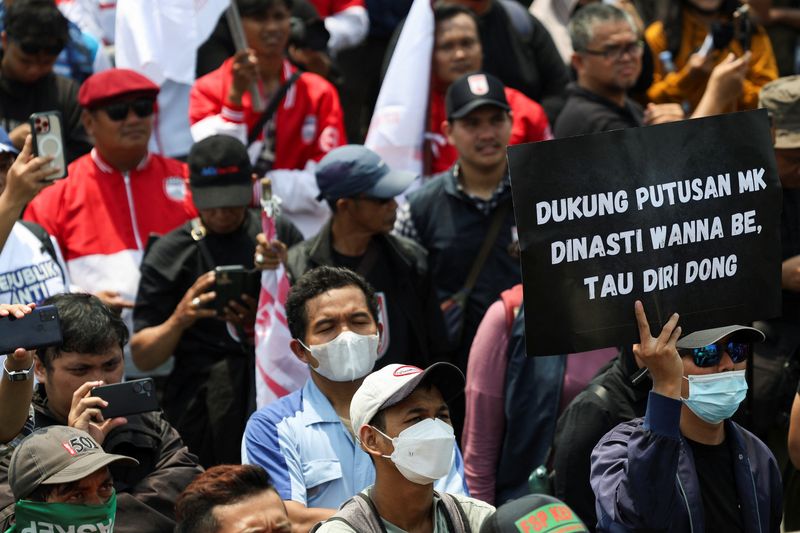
[
  {"xmin": 745, "ymin": 456, "xmax": 763, "ymax": 533},
  {"xmin": 122, "ymin": 172, "xmax": 143, "ymax": 251},
  {"xmin": 676, "ymin": 474, "xmax": 695, "ymax": 533}
]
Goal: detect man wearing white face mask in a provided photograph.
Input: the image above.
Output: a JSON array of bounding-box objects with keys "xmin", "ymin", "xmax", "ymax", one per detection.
[
  {"xmin": 243, "ymin": 266, "xmax": 467, "ymax": 533},
  {"xmin": 590, "ymin": 301, "xmax": 783, "ymax": 533},
  {"xmin": 315, "ymin": 362, "xmax": 494, "ymax": 533}
]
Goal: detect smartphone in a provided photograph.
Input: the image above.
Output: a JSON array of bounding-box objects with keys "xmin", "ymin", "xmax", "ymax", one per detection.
[
  {"xmin": 91, "ymin": 378, "xmax": 160, "ymax": 419},
  {"xmin": 0, "ymin": 305, "xmax": 62, "ymax": 355},
  {"xmin": 29, "ymin": 111, "xmax": 67, "ymax": 180},
  {"xmin": 213, "ymin": 265, "xmax": 260, "ymax": 314}
]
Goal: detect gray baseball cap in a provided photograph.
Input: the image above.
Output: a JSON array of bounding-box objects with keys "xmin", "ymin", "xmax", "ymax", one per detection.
[
  {"xmin": 9, "ymin": 426, "xmax": 138, "ymax": 500},
  {"xmin": 676, "ymin": 325, "xmax": 765, "ymax": 350},
  {"xmin": 759, "ymin": 75, "xmax": 800, "ymax": 149}
]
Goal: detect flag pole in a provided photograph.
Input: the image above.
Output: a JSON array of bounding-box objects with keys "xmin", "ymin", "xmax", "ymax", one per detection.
[{"xmin": 227, "ymin": 0, "xmax": 266, "ymax": 112}]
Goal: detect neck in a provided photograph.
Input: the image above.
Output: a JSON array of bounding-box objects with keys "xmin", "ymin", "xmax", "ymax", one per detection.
[
  {"xmin": 309, "ymin": 371, "xmax": 362, "ymax": 419},
  {"xmin": 457, "ymin": 160, "xmax": 506, "ymax": 199},
  {"xmin": 331, "ymin": 216, "xmax": 376, "ymax": 256},
  {"xmin": 680, "ymin": 404, "xmax": 726, "ymax": 445},
  {"xmin": 258, "ymin": 55, "xmax": 284, "ymax": 89},
  {"xmin": 578, "ymin": 77, "xmax": 626, "ymax": 108},
  {"xmin": 372, "ymin": 466, "xmax": 435, "ymax": 533},
  {"xmin": 97, "ymin": 148, "xmax": 147, "ymax": 173}
]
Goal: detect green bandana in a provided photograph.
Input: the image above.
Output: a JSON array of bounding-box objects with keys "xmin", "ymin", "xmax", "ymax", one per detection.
[{"xmin": 6, "ymin": 491, "xmax": 116, "ymax": 533}]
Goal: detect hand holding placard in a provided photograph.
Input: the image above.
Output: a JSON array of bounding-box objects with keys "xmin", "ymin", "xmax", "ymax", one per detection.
[{"xmin": 508, "ymin": 110, "xmax": 782, "ymax": 356}]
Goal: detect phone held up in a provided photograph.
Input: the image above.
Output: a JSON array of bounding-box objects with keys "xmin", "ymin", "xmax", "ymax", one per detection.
[
  {"xmin": 29, "ymin": 111, "xmax": 68, "ymax": 180},
  {"xmin": 91, "ymin": 378, "xmax": 160, "ymax": 419},
  {"xmin": 0, "ymin": 305, "xmax": 62, "ymax": 355},
  {"xmin": 213, "ymin": 265, "xmax": 260, "ymax": 315}
]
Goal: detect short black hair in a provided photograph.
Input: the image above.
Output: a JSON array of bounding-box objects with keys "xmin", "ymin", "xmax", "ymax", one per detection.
[
  {"xmin": 237, "ymin": 0, "xmax": 293, "ymax": 17},
  {"xmin": 285, "ymin": 266, "xmax": 379, "ymax": 342},
  {"xmin": 433, "ymin": 1, "xmax": 479, "ymax": 29},
  {"xmin": 175, "ymin": 465, "xmax": 278, "ymax": 533},
  {"xmin": 5, "ymin": 0, "xmax": 69, "ymax": 57},
  {"xmin": 37, "ymin": 293, "xmax": 129, "ymax": 370}
]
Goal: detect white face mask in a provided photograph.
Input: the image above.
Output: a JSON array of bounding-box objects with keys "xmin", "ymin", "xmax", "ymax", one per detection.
[
  {"xmin": 299, "ymin": 331, "xmax": 379, "ymax": 382},
  {"xmin": 372, "ymin": 418, "xmax": 455, "ymax": 485}
]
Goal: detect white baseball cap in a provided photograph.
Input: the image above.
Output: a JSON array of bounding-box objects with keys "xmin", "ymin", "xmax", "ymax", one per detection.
[{"xmin": 350, "ymin": 362, "xmax": 465, "ymax": 437}]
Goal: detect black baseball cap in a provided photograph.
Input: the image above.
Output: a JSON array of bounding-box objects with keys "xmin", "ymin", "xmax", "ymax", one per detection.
[
  {"xmin": 315, "ymin": 145, "xmax": 416, "ymax": 203},
  {"xmin": 480, "ymin": 494, "xmax": 588, "ymax": 533},
  {"xmin": 188, "ymin": 135, "xmax": 253, "ymax": 210},
  {"xmin": 446, "ymin": 72, "xmax": 510, "ymax": 120}
]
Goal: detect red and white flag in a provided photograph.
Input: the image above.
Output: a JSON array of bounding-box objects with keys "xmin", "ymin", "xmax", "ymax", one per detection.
[
  {"xmin": 364, "ymin": 0, "xmax": 433, "ymax": 175},
  {"xmin": 254, "ymin": 188, "xmax": 308, "ymax": 408}
]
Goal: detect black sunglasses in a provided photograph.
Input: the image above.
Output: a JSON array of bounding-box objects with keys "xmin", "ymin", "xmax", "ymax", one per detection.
[
  {"xmin": 679, "ymin": 341, "xmax": 750, "ymax": 367},
  {"xmin": 101, "ymin": 99, "xmax": 155, "ymax": 121}
]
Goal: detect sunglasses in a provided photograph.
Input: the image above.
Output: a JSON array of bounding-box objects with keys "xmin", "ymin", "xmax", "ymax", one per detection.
[
  {"xmin": 679, "ymin": 341, "xmax": 751, "ymax": 367},
  {"xmin": 101, "ymin": 99, "xmax": 155, "ymax": 121}
]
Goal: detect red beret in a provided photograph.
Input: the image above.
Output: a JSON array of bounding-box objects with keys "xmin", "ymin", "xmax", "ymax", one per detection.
[{"xmin": 78, "ymin": 68, "xmax": 159, "ymax": 109}]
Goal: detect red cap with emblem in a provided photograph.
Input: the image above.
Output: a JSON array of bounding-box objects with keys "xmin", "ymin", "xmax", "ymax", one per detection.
[{"xmin": 78, "ymin": 68, "xmax": 160, "ymax": 109}]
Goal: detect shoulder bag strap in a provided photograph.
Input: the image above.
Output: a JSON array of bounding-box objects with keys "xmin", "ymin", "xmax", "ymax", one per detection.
[
  {"xmin": 247, "ymin": 71, "xmax": 302, "ymax": 146},
  {"xmin": 190, "ymin": 217, "xmax": 216, "ymax": 270},
  {"xmin": 436, "ymin": 492, "xmax": 472, "ymax": 533},
  {"xmin": 462, "ymin": 200, "xmax": 512, "ymax": 297}
]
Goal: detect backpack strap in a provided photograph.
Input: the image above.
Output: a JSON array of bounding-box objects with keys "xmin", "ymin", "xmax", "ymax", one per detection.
[
  {"xmin": 498, "ymin": 0, "xmax": 534, "ymax": 42},
  {"xmin": 314, "ymin": 493, "xmax": 388, "ymax": 533},
  {"xmin": 18, "ymin": 220, "xmax": 67, "ymax": 285},
  {"xmin": 436, "ymin": 492, "xmax": 471, "ymax": 533}
]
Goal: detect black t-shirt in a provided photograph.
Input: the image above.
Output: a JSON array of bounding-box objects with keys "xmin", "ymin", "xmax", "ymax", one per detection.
[
  {"xmin": 133, "ymin": 210, "xmax": 301, "ymax": 419},
  {"xmin": 686, "ymin": 437, "xmax": 744, "ymax": 533},
  {"xmin": 0, "ymin": 66, "xmax": 91, "ymax": 163},
  {"xmin": 330, "ymin": 239, "xmax": 416, "ymax": 367}
]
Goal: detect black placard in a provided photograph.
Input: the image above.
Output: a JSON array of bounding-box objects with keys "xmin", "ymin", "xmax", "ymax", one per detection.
[{"xmin": 508, "ymin": 110, "xmax": 782, "ymax": 356}]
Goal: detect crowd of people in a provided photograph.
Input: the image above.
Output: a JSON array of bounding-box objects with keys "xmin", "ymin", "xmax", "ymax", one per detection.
[{"xmin": 0, "ymin": 0, "xmax": 799, "ymax": 531}]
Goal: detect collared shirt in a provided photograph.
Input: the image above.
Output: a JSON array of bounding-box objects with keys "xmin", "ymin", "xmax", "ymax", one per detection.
[
  {"xmin": 394, "ymin": 165, "xmax": 510, "ymax": 242},
  {"xmin": 243, "ymin": 379, "xmax": 468, "ymax": 509}
]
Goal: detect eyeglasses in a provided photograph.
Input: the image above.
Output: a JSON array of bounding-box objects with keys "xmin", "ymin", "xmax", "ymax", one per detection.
[
  {"xmin": 679, "ymin": 341, "xmax": 751, "ymax": 367},
  {"xmin": 101, "ymin": 99, "xmax": 155, "ymax": 121},
  {"xmin": 582, "ymin": 40, "xmax": 644, "ymax": 61}
]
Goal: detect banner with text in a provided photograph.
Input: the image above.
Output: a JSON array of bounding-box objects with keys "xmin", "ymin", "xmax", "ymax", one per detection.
[{"xmin": 508, "ymin": 110, "xmax": 782, "ymax": 356}]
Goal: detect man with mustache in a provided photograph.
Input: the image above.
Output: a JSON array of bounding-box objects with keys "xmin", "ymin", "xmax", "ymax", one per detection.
[
  {"xmin": 190, "ymin": 0, "xmax": 346, "ymax": 238},
  {"xmin": 283, "ymin": 144, "xmax": 450, "ymax": 369},
  {"xmin": 394, "ymin": 72, "xmax": 520, "ymax": 434},
  {"xmin": 24, "ymin": 68, "xmax": 192, "ymax": 377}
]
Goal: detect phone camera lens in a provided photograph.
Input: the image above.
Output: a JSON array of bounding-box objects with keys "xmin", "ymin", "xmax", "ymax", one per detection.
[
  {"xmin": 133, "ymin": 383, "xmax": 142, "ymax": 393},
  {"xmin": 143, "ymin": 381, "xmax": 152, "ymax": 392}
]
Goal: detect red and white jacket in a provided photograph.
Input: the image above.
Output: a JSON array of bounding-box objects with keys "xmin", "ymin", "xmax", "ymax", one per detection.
[
  {"xmin": 24, "ymin": 150, "xmax": 191, "ymax": 305},
  {"xmin": 190, "ymin": 58, "xmax": 345, "ymax": 237},
  {"xmin": 310, "ymin": 0, "xmax": 368, "ymax": 52},
  {"xmin": 427, "ymin": 85, "xmax": 553, "ymax": 175}
]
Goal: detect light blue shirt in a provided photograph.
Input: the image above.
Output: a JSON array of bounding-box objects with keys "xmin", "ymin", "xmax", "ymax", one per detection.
[{"xmin": 243, "ymin": 379, "xmax": 467, "ymax": 509}]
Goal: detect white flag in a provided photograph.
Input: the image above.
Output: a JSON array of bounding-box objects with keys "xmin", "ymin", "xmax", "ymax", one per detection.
[
  {"xmin": 115, "ymin": 0, "xmax": 228, "ymax": 86},
  {"xmin": 115, "ymin": 0, "xmax": 229, "ymax": 156},
  {"xmin": 364, "ymin": 0, "xmax": 433, "ymax": 175}
]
